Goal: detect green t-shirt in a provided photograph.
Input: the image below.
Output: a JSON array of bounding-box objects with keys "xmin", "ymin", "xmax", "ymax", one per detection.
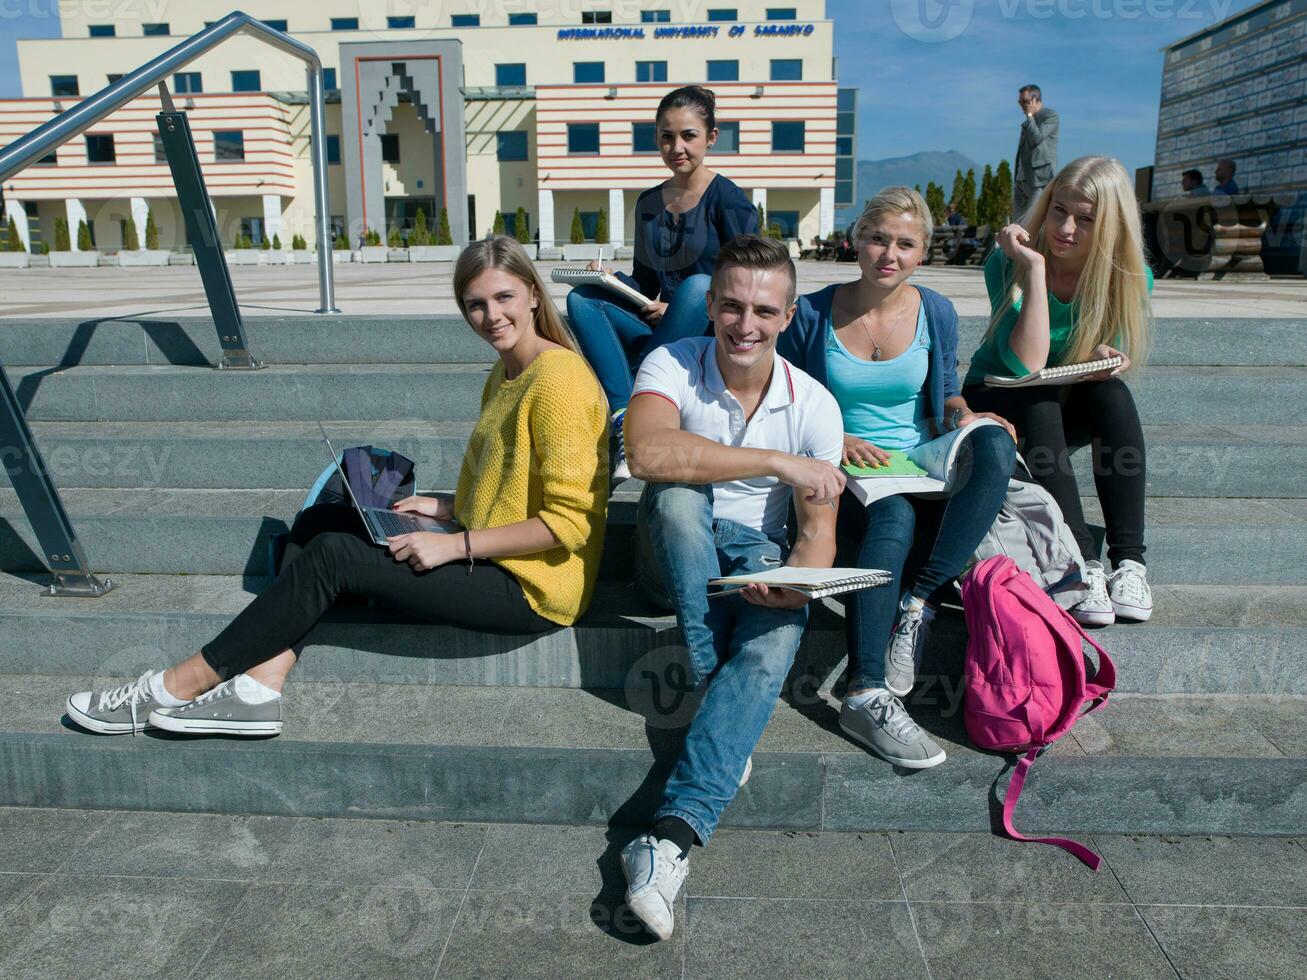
[{"xmin": 964, "ymin": 248, "xmax": 1153, "ymax": 386}]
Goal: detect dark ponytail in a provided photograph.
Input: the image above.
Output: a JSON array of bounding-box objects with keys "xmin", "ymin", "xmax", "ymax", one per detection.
[{"xmin": 656, "ymin": 85, "xmax": 717, "ymax": 131}]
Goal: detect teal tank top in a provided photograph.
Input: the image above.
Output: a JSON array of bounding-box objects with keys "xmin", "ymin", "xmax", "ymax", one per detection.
[{"xmin": 825, "ymin": 304, "xmax": 932, "ymax": 451}]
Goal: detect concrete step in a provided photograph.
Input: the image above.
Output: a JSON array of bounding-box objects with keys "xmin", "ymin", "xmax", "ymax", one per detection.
[
  {"xmin": 1, "ymin": 316, "xmax": 1304, "ymax": 367},
  {"xmin": 2, "ymin": 675, "xmax": 1304, "ymax": 835},
  {"xmin": 0, "ymin": 572, "xmax": 1302, "ymax": 696},
  {"xmin": 1, "ymin": 487, "xmax": 1303, "ymax": 582},
  {"xmin": 10, "ymin": 362, "xmax": 1304, "ymax": 427},
  {"xmin": 7, "ymin": 420, "xmax": 1307, "ymax": 499}
]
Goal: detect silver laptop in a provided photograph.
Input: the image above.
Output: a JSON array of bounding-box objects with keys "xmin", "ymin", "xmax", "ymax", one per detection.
[{"xmin": 317, "ymin": 423, "xmax": 460, "ymax": 545}]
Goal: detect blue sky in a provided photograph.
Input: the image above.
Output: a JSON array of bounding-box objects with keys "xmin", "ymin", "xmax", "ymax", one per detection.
[{"xmin": 1, "ymin": 0, "xmax": 1266, "ymax": 173}]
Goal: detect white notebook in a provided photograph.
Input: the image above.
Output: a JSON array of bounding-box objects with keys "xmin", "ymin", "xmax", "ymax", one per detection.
[
  {"xmin": 708, "ymin": 567, "xmax": 891, "ymax": 599},
  {"xmin": 984, "ymin": 355, "xmax": 1123, "ymax": 387},
  {"xmin": 550, "ymin": 267, "xmax": 655, "ymax": 309}
]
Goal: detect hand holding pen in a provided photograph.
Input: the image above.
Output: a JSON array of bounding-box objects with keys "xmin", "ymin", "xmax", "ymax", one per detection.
[{"xmin": 779, "ymin": 449, "xmax": 843, "ymax": 509}]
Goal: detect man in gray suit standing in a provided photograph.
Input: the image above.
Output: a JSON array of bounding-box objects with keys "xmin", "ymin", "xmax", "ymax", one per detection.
[{"xmin": 1014, "ymin": 85, "xmax": 1059, "ymax": 217}]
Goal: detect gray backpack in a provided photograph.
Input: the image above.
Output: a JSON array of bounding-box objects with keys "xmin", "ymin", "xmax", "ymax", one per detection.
[{"xmin": 973, "ymin": 460, "xmax": 1088, "ymax": 610}]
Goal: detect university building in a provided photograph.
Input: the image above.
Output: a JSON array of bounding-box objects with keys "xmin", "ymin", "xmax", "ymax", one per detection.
[{"xmin": 0, "ymin": 1, "xmax": 858, "ymax": 252}]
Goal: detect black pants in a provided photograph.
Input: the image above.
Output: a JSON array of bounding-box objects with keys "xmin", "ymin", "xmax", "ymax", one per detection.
[
  {"xmin": 963, "ymin": 378, "xmax": 1146, "ymax": 567},
  {"xmin": 201, "ymin": 504, "xmax": 553, "ymax": 678}
]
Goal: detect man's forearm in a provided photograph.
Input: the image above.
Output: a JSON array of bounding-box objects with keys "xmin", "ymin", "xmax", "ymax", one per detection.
[{"xmin": 628, "ymin": 429, "xmax": 781, "ymax": 485}]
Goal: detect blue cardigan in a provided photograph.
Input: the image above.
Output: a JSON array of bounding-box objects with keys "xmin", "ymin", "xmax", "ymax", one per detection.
[{"xmin": 778, "ymin": 283, "xmax": 963, "ymax": 436}]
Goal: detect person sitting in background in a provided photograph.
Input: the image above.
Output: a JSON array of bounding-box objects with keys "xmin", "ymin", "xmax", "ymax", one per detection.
[
  {"xmin": 963, "ymin": 156, "xmax": 1155, "ymax": 628},
  {"xmin": 565, "ymin": 84, "xmax": 759, "ymax": 481},
  {"xmin": 1181, "ymin": 169, "xmax": 1210, "ymax": 197},
  {"xmin": 65, "ymin": 236, "xmax": 609, "ymax": 737},
  {"xmin": 1214, "ymin": 159, "xmax": 1239, "ymax": 196}
]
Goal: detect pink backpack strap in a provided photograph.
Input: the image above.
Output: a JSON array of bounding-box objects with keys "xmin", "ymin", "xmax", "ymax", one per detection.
[
  {"xmin": 1073, "ymin": 624, "xmax": 1117, "ymax": 712},
  {"xmin": 1001, "ymin": 748, "xmax": 1103, "ymax": 870}
]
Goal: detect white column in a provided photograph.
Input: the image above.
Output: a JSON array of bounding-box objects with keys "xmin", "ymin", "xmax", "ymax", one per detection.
[
  {"xmin": 751, "ymin": 188, "xmax": 768, "ymax": 212},
  {"xmin": 262, "ymin": 194, "xmax": 283, "ymax": 247},
  {"xmin": 66, "ymin": 198, "xmax": 88, "ymax": 250},
  {"xmin": 129, "ymin": 197, "xmax": 149, "ymax": 249},
  {"xmin": 538, "ymin": 187, "xmax": 555, "ymax": 248},
  {"xmin": 607, "ymin": 188, "xmax": 624, "ymax": 245},
  {"xmin": 819, "ymin": 187, "xmax": 836, "ymax": 238},
  {"xmin": 4, "ymin": 200, "xmax": 31, "ymax": 251}
]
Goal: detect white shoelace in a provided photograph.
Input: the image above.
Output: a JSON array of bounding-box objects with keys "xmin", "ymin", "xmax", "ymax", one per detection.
[
  {"xmin": 866, "ymin": 691, "xmax": 921, "ymax": 741},
  {"xmin": 96, "ymin": 670, "xmax": 154, "ymax": 735},
  {"xmin": 1084, "ymin": 565, "xmax": 1110, "ymax": 603},
  {"xmin": 1111, "ymin": 566, "xmax": 1150, "ymax": 605}
]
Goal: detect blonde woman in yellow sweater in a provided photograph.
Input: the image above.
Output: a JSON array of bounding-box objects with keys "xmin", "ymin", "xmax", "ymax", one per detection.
[{"xmin": 64, "ymin": 236, "xmax": 609, "ymax": 737}]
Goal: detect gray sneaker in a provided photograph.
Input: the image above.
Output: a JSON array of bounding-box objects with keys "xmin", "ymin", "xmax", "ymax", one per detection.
[
  {"xmin": 839, "ymin": 690, "xmax": 946, "ymax": 769},
  {"xmin": 148, "ymin": 677, "xmax": 283, "ymax": 736},
  {"xmin": 884, "ymin": 595, "xmax": 930, "ymax": 697},
  {"xmin": 66, "ymin": 670, "xmax": 169, "ymax": 735}
]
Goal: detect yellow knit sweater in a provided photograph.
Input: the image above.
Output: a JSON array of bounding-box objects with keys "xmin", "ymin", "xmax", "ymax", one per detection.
[{"xmin": 454, "ymin": 348, "xmax": 609, "ymax": 626}]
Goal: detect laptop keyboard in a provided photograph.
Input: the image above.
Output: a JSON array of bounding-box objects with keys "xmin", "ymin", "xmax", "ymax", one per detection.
[{"xmin": 372, "ymin": 509, "xmax": 426, "ymax": 537}]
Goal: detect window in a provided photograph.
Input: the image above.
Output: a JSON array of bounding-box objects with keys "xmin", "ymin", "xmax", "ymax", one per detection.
[
  {"xmin": 636, "ymin": 61, "xmax": 667, "ymax": 82},
  {"xmin": 451, "ymin": 14, "xmax": 481, "ymax": 26},
  {"xmin": 632, "ymin": 122, "xmax": 658, "ymax": 154},
  {"xmin": 214, "ymin": 131, "xmax": 245, "ymax": 162},
  {"xmin": 142, "ymin": 23, "xmax": 169, "ymax": 36},
  {"xmin": 642, "ymin": 10, "xmax": 671, "ymax": 22},
  {"xmin": 772, "ymin": 121, "xmax": 805, "ymax": 153},
  {"xmin": 836, "ymin": 157, "xmax": 853, "ymax": 182},
  {"xmin": 36, "ymin": 149, "xmax": 57, "ymax": 166},
  {"xmin": 331, "ymin": 17, "xmax": 358, "ymax": 30},
  {"xmin": 582, "ymin": 11, "xmax": 613, "ymax": 23},
  {"xmin": 50, "ymin": 75, "xmax": 79, "ymax": 97},
  {"xmin": 715, "ymin": 121, "xmax": 740, "ymax": 153},
  {"xmin": 768, "ymin": 210, "xmax": 799, "ymax": 237},
  {"xmin": 573, "ymin": 61, "xmax": 605, "ymax": 83},
  {"xmin": 239, "ymin": 217, "xmax": 265, "ymax": 246},
  {"xmin": 326, "ymin": 135, "xmax": 341, "ymax": 165},
  {"xmin": 496, "ymin": 63, "xmax": 527, "ymax": 87},
  {"xmin": 174, "ymin": 72, "xmax": 202, "ymax": 94},
  {"xmin": 836, "ymin": 136, "xmax": 853, "ymax": 156},
  {"xmin": 706, "ymin": 60, "xmax": 738, "ymax": 81},
  {"xmin": 770, "ymin": 59, "xmax": 803, "ymax": 81},
  {"xmin": 388, "ymin": 16, "xmax": 416, "ymax": 28},
  {"xmin": 85, "ymin": 134, "xmax": 115, "ymax": 164},
  {"xmin": 153, "ymin": 134, "xmax": 168, "ymax": 163},
  {"xmin": 322, "ymin": 68, "xmax": 337, "ymax": 90},
  {"xmin": 509, "ymin": 13, "xmax": 538, "ymax": 25},
  {"xmin": 497, "ymin": 131, "xmax": 529, "ymax": 162},
  {"xmin": 231, "ymin": 70, "xmax": 261, "ymax": 92},
  {"xmin": 838, "ymin": 88, "xmax": 856, "ymax": 111},
  {"xmin": 568, "ymin": 123, "xmax": 600, "ymax": 155},
  {"xmin": 89, "ymin": 25, "xmax": 115, "ymax": 37},
  {"xmin": 767, "ymin": 7, "xmax": 797, "ymax": 18},
  {"xmin": 578, "ymin": 211, "xmax": 601, "ymax": 240},
  {"xmin": 380, "ymin": 133, "xmax": 400, "ymax": 163},
  {"xmin": 706, "ymin": 8, "xmax": 737, "ymax": 20},
  {"xmin": 263, "ymin": 19, "xmax": 287, "ymax": 31},
  {"xmin": 107, "ymin": 74, "xmax": 123, "ymax": 84}
]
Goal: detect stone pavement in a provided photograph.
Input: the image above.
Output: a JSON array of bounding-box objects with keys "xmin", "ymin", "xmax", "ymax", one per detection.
[
  {"xmin": 2, "ymin": 260, "xmax": 1306, "ymax": 319},
  {"xmin": 0, "ymin": 806, "xmax": 1304, "ymax": 979}
]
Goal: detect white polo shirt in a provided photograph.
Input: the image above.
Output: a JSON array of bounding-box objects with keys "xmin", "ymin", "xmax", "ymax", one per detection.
[{"xmin": 631, "ymin": 336, "xmax": 844, "ymax": 538}]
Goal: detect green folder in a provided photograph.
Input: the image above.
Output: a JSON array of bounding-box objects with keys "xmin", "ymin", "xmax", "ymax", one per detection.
[{"xmin": 842, "ymin": 450, "xmax": 929, "ymax": 479}]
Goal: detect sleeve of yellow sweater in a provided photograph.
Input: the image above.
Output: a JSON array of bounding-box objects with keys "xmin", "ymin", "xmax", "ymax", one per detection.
[{"xmin": 528, "ymin": 355, "xmax": 609, "ymax": 553}]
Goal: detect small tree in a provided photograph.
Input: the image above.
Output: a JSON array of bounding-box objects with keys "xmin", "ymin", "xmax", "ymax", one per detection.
[
  {"xmin": 513, "ymin": 206, "xmax": 529, "ymax": 244},
  {"xmin": 492, "ymin": 210, "xmax": 505, "ymax": 236},
  {"xmin": 55, "ymin": 217, "xmax": 71, "ymax": 251},
  {"xmin": 961, "ymin": 168, "xmax": 977, "ymax": 223},
  {"xmin": 436, "ymin": 207, "xmax": 453, "ymax": 246},
  {"xmin": 122, "ymin": 216, "xmax": 140, "ymax": 251},
  {"xmin": 756, "ymin": 203, "xmax": 766, "ymax": 233},
  {"xmin": 292, "ymin": 233, "xmax": 306, "ymax": 250},
  {"xmin": 145, "ymin": 209, "xmax": 159, "ymax": 249},
  {"xmin": 334, "ymin": 233, "xmax": 348, "ymax": 250},
  {"xmin": 595, "ymin": 207, "xmax": 608, "ymax": 244},
  {"xmin": 2, "ymin": 216, "xmax": 15, "ymax": 251},
  {"xmin": 410, "ymin": 208, "xmax": 430, "ymax": 246},
  {"xmin": 976, "ymin": 164, "xmax": 995, "ymax": 228},
  {"xmin": 387, "ymin": 227, "xmax": 402, "ymax": 247},
  {"xmin": 925, "ymin": 182, "xmax": 946, "ymax": 224},
  {"xmin": 77, "ymin": 220, "xmax": 92, "ymax": 250},
  {"xmin": 993, "ymin": 159, "xmax": 1014, "ymax": 224},
  {"xmin": 570, "ymin": 208, "xmax": 585, "ymax": 244}
]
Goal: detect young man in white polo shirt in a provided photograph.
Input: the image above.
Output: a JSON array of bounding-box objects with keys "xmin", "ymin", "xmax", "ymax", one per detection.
[{"xmin": 618, "ymin": 236, "xmax": 846, "ymax": 941}]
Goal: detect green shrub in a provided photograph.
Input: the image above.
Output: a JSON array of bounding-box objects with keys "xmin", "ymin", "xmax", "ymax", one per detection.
[
  {"xmin": 77, "ymin": 220, "xmax": 92, "ymax": 250},
  {"xmin": 595, "ymin": 208, "xmax": 608, "ymax": 245},
  {"xmin": 436, "ymin": 207, "xmax": 453, "ymax": 246},
  {"xmin": 54, "ymin": 217, "xmax": 70, "ymax": 251},
  {"xmin": 272, "ymin": 233, "xmax": 282, "ymax": 250},
  {"xmin": 145, "ymin": 209, "xmax": 159, "ymax": 249},
  {"xmin": 492, "ymin": 210, "xmax": 505, "ymax": 236},
  {"xmin": 410, "ymin": 208, "xmax": 430, "ymax": 246},
  {"xmin": 513, "ymin": 206, "xmax": 529, "ymax": 243},
  {"xmin": 387, "ymin": 227, "xmax": 402, "ymax": 248},
  {"xmin": 122, "ymin": 216, "xmax": 140, "ymax": 251},
  {"xmin": 570, "ymin": 208, "xmax": 585, "ymax": 244},
  {"xmin": 292, "ymin": 233, "xmax": 306, "ymax": 250}
]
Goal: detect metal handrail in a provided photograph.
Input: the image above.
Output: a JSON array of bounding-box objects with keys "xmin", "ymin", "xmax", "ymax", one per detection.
[{"xmin": 0, "ymin": 11, "xmax": 339, "ymax": 313}]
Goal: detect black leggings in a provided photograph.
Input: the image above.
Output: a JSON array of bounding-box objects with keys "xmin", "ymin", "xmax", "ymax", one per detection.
[
  {"xmin": 201, "ymin": 504, "xmax": 554, "ymax": 678},
  {"xmin": 963, "ymin": 378, "xmax": 1146, "ymax": 567}
]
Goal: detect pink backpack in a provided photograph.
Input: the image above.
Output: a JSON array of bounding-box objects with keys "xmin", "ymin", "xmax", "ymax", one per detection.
[{"xmin": 961, "ymin": 556, "xmax": 1116, "ymax": 869}]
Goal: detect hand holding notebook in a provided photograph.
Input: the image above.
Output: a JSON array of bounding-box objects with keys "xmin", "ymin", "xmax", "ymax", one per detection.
[
  {"xmin": 983, "ymin": 354, "xmax": 1124, "ymax": 387},
  {"xmin": 709, "ymin": 566, "xmax": 891, "ymax": 599}
]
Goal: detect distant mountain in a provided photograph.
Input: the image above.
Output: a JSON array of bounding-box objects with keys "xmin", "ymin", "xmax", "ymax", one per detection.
[{"xmin": 835, "ymin": 150, "xmax": 981, "ymax": 229}]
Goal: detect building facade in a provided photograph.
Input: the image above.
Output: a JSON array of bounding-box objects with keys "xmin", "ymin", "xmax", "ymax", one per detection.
[
  {"xmin": 1153, "ymin": 0, "xmax": 1306, "ymax": 269},
  {"xmin": 0, "ymin": 1, "xmax": 857, "ymax": 252}
]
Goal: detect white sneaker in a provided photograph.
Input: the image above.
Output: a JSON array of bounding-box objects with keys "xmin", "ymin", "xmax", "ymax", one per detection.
[
  {"xmin": 1108, "ymin": 559, "xmax": 1153, "ymax": 622},
  {"xmin": 739, "ymin": 755, "xmax": 753, "ymax": 788},
  {"xmin": 620, "ymin": 833, "xmax": 688, "ymax": 941},
  {"xmin": 610, "ymin": 408, "xmax": 631, "ymax": 483},
  {"xmin": 1071, "ymin": 560, "xmax": 1115, "ymax": 627}
]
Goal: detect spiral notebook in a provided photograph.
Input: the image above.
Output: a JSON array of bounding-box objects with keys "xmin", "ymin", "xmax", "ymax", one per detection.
[
  {"xmin": 984, "ymin": 355, "xmax": 1123, "ymax": 387},
  {"xmin": 708, "ymin": 567, "xmax": 891, "ymax": 599},
  {"xmin": 550, "ymin": 267, "xmax": 655, "ymax": 309}
]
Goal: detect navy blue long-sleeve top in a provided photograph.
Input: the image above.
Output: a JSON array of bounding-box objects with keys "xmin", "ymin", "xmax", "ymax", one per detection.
[
  {"xmin": 615, "ymin": 173, "xmax": 759, "ymax": 303},
  {"xmin": 777, "ymin": 283, "xmax": 964, "ymax": 436}
]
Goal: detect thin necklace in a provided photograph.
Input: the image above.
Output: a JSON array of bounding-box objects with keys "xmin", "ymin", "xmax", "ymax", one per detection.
[{"xmin": 839, "ymin": 287, "xmax": 911, "ymax": 361}]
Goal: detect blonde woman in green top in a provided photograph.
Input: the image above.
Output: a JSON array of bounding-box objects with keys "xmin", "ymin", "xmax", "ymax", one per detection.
[{"xmin": 964, "ymin": 156, "xmax": 1155, "ymax": 627}]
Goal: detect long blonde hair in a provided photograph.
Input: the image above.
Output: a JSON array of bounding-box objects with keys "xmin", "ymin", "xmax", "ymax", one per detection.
[
  {"xmin": 453, "ymin": 235, "xmax": 581, "ymax": 354},
  {"xmin": 993, "ymin": 156, "xmax": 1152, "ymax": 370}
]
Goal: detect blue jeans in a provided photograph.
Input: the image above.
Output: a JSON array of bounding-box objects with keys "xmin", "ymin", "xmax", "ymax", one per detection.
[
  {"xmin": 637, "ymin": 482, "xmax": 807, "ymax": 846},
  {"xmin": 565, "ymin": 274, "xmax": 712, "ymax": 412},
  {"xmin": 838, "ymin": 424, "xmax": 1015, "ymax": 692}
]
